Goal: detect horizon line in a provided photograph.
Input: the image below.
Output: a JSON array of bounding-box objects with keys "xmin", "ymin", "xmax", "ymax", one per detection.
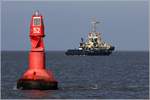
[{"xmin": 1, "ymin": 50, "xmax": 149, "ymax": 52}]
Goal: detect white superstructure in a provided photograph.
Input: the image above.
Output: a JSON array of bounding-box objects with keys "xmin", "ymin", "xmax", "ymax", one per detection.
[{"xmin": 79, "ymin": 18, "xmax": 113, "ymax": 50}]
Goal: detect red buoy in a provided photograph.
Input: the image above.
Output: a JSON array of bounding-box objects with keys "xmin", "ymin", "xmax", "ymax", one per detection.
[{"xmin": 17, "ymin": 11, "xmax": 58, "ymax": 90}]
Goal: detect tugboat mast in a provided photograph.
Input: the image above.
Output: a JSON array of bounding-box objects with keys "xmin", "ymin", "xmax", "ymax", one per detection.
[{"xmin": 91, "ymin": 18, "xmax": 100, "ymax": 32}]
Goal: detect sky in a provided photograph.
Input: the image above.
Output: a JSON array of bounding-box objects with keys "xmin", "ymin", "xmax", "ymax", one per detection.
[{"xmin": 1, "ymin": 0, "xmax": 149, "ymax": 51}]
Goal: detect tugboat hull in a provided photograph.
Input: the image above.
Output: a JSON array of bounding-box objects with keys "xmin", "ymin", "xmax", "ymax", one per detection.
[{"xmin": 65, "ymin": 48, "xmax": 114, "ymax": 56}]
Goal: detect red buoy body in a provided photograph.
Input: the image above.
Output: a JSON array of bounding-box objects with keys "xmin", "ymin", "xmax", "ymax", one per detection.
[{"xmin": 17, "ymin": 11, "xmax": 58, "ymax": 90}]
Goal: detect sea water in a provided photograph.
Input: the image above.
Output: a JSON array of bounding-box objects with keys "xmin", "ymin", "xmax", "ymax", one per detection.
[{"xmin": 1, "ymin": 51, "xmax": 149, "ymax": 99}]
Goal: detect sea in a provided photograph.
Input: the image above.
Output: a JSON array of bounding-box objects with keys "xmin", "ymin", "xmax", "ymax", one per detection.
[{"xmin": 1, "ymin": 51, "xmax": 149, "ymax": 99}]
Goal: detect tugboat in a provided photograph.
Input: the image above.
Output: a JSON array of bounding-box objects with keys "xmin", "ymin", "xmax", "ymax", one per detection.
[{"xmin": 65, "ymin": 18, "xmax": 115, "ymax": 56}]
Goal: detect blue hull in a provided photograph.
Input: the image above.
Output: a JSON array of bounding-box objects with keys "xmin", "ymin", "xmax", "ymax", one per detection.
[{"xmin": 65, "ymin": 48, "xmax": 115, "ymax": 56}]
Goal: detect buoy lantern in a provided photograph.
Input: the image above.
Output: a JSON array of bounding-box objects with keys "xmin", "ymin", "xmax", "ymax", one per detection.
[{"xmin": 17, "ymin": 11, "xmax": 58, "ymax": 90}]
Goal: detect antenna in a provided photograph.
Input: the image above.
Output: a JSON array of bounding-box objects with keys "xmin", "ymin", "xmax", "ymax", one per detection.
[
  {"xmin": 81, "ymin": 37, "xmax": 84, "ymax": 42},
  {"xmin": 91, "ymin": 17, "xmax": 100, "ymax": 32}
]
